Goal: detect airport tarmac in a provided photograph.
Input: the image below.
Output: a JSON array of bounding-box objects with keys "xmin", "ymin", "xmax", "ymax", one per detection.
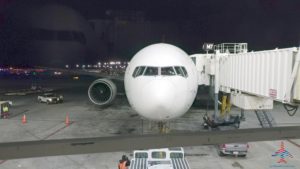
[{"xmin": 0, "ymin": 74, "xmax": 300, "ymax": 169}]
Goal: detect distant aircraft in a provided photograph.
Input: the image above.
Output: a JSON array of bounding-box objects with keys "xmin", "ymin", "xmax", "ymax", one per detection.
[{"xmin": 88, "ymin": 43, "xmax": 198, "ymax": 121}]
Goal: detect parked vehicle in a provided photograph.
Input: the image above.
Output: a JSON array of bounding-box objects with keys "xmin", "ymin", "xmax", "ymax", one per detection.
[
  {"xmin": 216, "ymin": 126, "xmax": 249, "ymax": 157},
  {"xmin": 218, "ymin": 142, "xmax": 249, "ymax": 157},
  {"xmin": 38, "ymin": 93, "xmax": 63, "ymax": 104}
]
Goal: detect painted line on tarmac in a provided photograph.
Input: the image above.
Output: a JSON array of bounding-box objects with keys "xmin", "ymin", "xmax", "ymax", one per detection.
[
  {"xmin": 0, "ymin": 122, "xmax": 74, "ymax": 165},
  {"xmin": 42, "ymin": 121, "xmax": 74, "ymax": 140},
  {"xmin": 287, "ymin": 139, "xmax": 300, "ymax": 148}
]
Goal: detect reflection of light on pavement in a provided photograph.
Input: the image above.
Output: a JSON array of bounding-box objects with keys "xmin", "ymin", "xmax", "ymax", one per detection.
[{"xmin": 17, "ymin": 164, "xmax": 22, "ymax": 168}]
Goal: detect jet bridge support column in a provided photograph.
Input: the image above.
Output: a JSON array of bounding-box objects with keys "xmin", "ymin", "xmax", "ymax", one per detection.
[{"xmin": 214, "ymin": 52, "xmax": 220, "ymax": 121}]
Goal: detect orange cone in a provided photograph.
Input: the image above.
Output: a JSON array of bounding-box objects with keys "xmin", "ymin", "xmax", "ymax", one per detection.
[
  {"xmin": 65, "ymin": 113, "xmax": 70, "ymax": 126},
  {"xmin": 22, "ymin": 114, "xmax": 27, "ymax": 124}
]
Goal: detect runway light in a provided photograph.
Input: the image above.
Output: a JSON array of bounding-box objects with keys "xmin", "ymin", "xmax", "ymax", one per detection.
[{"xmin": 65, "ymin": 65, "xmax": 69, "ymax": 68}]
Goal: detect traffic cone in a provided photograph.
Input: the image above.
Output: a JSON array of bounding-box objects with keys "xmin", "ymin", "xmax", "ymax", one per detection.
[
  {"xmin": 65, "ymin": 113, "xmax": 70, "ymax": 126},
  {"xmin": 22, "ymin": 114, "xmax": 27, "ymax": 124}
]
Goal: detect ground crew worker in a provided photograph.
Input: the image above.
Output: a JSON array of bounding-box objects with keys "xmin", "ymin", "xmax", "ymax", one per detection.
[
  {"xmin": 2, "ymin": 105, "xmax": 9, "ymax": 119},
  {"xmin": 118, "ymin": 155, "xmax": 128, "ymax": 169}
]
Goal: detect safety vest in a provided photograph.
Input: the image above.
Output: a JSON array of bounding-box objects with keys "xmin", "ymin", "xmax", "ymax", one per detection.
[{"xmin": 3, "ymin": 106, "xmax": 8, "ymax": 112}]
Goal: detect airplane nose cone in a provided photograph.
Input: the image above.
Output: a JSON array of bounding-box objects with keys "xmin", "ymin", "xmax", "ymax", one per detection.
[{"xmin": 140, "ymin": 80, "xmax": 176, "ymax": 120}]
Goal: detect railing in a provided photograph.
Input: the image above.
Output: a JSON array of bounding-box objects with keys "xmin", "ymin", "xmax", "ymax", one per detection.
[{"xmin": 214, "ymin": 43, "xmax": 248, "ymax": 54}]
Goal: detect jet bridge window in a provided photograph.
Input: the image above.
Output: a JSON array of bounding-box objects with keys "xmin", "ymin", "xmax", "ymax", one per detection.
[
  {"xmin": 144, "ymin": 67, "xmax": 158, "ymax": 76},
  {"xmin": 161, "ymin": 67, "xmax": 176, "ymax": 76},
  {"xmin": 132, "ymin": 66, "xmax": 146, "ymax": 78}
]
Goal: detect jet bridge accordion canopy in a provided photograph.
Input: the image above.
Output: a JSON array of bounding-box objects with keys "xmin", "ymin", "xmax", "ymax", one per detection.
[{"xmin": 218, "ymin": 47, "xmax": 300, "ymax": 103}]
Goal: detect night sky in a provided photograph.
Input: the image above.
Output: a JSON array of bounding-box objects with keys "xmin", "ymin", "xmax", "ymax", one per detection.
[{"xmin": 1, "ymin": 0, "xmax": 300, "ymax": 66}]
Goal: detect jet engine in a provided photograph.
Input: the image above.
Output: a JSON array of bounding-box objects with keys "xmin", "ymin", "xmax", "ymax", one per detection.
[{"xmin": 88, "ymin": 78, "xmax": 117, "ymax": 106}]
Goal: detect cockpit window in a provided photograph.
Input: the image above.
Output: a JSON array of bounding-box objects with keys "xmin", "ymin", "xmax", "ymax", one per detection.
[
  {"xmin": 132, "ymin": 66, "xmax": 187, "ymax": 78},
  {"xmin": 181, "ymin": 67, "xmax": 188, "ymax": 77},
  {"xmin": 144, "ymin": 67, "xmax": 158, "ymax": 76},
  {"xmin": 174, "ymin": 66, "xmax": 185, "ymax": 77},
  {"xmin": 136, "ymin": 66, "xmax": 146, "ymax": 77},
  {"xmin": 132, "ymin": 66, "xmax": 146, "ymax": 77},
  {"xmin": 161, "ymin": 67, "xmax": 176, "ymax": 76},
  {"xmin": 132, "ymin": 67, "xmax": 139, "ymax": 77}
]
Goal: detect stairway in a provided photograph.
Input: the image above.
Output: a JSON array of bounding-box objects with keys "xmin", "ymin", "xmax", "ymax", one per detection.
[{"xmin": 255, "ymin": 110, "xmax": 276, "ymax": 128}]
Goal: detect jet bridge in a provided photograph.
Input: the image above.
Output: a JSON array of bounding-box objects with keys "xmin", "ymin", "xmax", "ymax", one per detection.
[{"xmin": 191, "ymin": 43, "xmax": 300, "ymax": 116}]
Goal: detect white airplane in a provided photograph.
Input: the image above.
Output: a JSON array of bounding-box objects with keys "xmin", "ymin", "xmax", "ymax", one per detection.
[
  {"xmin": 88, "ymin": 43, "xmax": 198, "ymax": 121},
  {"xmin": 1, "ymin": 43, "xmax": 300, "ymax": 160}
]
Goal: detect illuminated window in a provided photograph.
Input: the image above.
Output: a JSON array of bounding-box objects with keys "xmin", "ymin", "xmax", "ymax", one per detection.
[
  {"xmin": 161, "ymin": 67, "xmax": 176, "ymax": 76},
  {"xmin": 151, "ymin": 151, "xmax": 166, "ymax": 159},
  {"xmin": 144, "ymin": 67, "xmax": 158, "ymax": 76}
]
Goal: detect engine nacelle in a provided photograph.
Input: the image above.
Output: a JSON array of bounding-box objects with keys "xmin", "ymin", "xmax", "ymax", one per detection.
[{"xmin": 88, "ymin": 78, "xmax": 117, "ymax": 106}]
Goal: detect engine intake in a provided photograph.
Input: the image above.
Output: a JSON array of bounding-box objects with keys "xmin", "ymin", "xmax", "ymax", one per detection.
[{"xmin": 88, "ymin": 78, "xmax": 117, "ymax": 106}]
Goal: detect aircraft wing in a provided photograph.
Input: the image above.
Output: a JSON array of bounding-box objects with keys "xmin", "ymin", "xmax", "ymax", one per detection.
[
  {"xmin": 0, "ymin": 126, "xmax": 299, "ymax": 159},
  {"xmin": 45, "ymin": 67, "xmax": 124, "ymax": 81}
]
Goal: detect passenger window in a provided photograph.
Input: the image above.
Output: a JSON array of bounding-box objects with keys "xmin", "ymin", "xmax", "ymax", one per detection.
[
  {"xmin": 144, "ymin": 67, "xmax": 158, "ymax": 76},
  {"xmin": 181, "ymin": 67, "xmax": 188, "ymax": 77},
  {"xmin": 161, "ymin": 67, "xmax": 176, "ymax": 76},
  {"xmin": 174, "ymin": 66, "xmax": 184, "ymax": 77}
]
